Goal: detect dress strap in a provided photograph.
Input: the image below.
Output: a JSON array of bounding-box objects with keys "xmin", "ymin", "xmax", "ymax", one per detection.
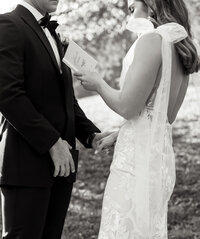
[{"xmin": 156, "ymin": 22, "xmax": 188, "ymax": 43}]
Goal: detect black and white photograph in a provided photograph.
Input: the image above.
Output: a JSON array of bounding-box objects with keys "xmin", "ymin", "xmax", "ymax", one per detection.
[{"xmin": 0, "ymin": 0, "xmax": 200, "ymax": 238}]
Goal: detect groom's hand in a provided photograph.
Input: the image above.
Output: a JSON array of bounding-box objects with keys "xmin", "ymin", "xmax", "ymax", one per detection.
[
  {"xmin": 49, "ymin": 138, "xmax": 75, "ymax": 177},
  {"xmin": 92, "ymin": 132, "xmax": 111, "ymax": 150}
]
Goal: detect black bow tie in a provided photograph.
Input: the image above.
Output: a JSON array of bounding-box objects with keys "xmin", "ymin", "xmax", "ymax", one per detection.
[{"xmin": 39, "ymin": 13, "xmax": 58, "ymax": 33}]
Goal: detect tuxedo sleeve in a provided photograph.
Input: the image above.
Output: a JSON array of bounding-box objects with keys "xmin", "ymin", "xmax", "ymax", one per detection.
[
  {"xmin": 0, "ymin": 15, "xmax": 60, "ymax": 155},
  {"xmin": 73, "ymin": 95, "xmax": 100, "ymax": 148}
]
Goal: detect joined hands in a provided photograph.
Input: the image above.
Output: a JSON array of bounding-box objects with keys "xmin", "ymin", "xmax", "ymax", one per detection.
[
  {"xmin": 49, "ymin": 132, "xmax": 119, "ymax": 178},
  {"xmin": 92, "ymin": 131, "xmax": 119, "ymax": 154}
]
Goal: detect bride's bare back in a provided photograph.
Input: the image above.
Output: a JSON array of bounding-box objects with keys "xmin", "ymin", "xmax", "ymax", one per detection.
[
  {"xmin": 168, "ymin": 47, "xmax": 189, "ymax": 123},
  {"xmin": 148, "ymin": 41, "xmax": 189, "ymax": 124}
]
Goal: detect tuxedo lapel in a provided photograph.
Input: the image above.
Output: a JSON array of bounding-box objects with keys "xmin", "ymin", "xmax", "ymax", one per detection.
[
  {"xmin": 53, "ymin": 33, "xmax": 65, "ymax": 59},
  {"xmin": 14, "ymin": 5, "xmax": 60, "ymax": 73},
  {"xmin": 61, "ymin": 64, "xmax": 75, "ymax": 144}
]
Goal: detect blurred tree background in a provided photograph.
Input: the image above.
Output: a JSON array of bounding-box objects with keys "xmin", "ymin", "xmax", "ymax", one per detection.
[
  {"xmin": 55, "ymin": 0, "xmax": 200, "ymax": 98},
  {"xmin": 56, "ymin": 0, "xmax": 134, "ymax": 98},
  {"xmin": 0, "ymin": 0, "xmax": 200, "ymax": 238}
]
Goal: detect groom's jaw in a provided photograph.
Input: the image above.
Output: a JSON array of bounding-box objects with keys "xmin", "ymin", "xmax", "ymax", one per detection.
[
  {"xmin": 25, "ymin": 0, "xmax": 60, "ymax": 15},
  {"xmin": 46, "ymin": 0, "xmax": 60, "ymax": 13}
]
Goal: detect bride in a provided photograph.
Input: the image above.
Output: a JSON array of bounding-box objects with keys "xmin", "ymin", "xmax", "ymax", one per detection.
[{"xmin": 74, "ymin": 0, "xmax": 200, "ymax": 238}]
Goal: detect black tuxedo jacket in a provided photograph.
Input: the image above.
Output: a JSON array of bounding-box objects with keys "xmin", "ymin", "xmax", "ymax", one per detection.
[{"xmin": 0, "ymin": 5, "xmax": 99, "ymax": 187}]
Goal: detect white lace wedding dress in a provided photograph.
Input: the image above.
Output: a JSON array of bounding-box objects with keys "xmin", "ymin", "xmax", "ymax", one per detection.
[{"xmin": 98, "ymin": 20, "xmax": 188, "ymax": 239}]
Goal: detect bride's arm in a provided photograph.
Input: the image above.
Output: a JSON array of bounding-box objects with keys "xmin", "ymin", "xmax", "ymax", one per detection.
[{"xmin": 75, "ymin": 33, "xmax": 162, "ymax": 119}]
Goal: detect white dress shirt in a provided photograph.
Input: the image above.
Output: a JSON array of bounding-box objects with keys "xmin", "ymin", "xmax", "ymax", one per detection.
[{"xmin": 20, "ymin": 1, "xmax": 62, "ymax": 71}]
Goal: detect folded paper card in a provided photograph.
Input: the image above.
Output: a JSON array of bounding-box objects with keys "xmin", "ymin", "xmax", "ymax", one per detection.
[{"xmin": 63, "ymin": 40, "xmax": 97, "ymax": 72}]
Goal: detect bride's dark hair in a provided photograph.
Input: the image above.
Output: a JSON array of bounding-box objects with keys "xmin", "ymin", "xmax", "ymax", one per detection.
[{"xmin": 142, "ymin": 0, "xmax": 200, "ymax": 74}]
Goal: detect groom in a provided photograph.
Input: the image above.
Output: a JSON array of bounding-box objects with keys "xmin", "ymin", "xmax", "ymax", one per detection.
[{"xmin": 0, "ymin": 0, "xmax": 102, "ymax": 238}]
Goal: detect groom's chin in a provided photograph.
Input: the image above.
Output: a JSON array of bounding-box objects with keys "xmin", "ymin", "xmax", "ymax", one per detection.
[{"xmin": 47, "ymin": 2, "xmax": 59, "ymax": 13}]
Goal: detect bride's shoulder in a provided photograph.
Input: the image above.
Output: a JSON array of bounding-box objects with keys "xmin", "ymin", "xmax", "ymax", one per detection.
[
  {"xmin": 139, "ymin": 31, "xmax": 162, "ymax": 45},
  {"xmin": 134, "ymin": 32, "xmax": 162, "ymax": 61}
]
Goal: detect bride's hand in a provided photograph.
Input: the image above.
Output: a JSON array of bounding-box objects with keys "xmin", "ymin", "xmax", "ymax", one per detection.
[
  {"xmin": 74, "ymin": 71, "xmax": 103, "ymax": 92},
  {"xmin": 96, "ymin": 131, "xmax": 118, "ymax": 152}
]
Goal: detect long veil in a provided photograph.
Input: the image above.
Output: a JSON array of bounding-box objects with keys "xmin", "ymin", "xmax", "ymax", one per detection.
[{"xmin": 132, "ymin": 22, "xmax": 188, "ymax": 237}]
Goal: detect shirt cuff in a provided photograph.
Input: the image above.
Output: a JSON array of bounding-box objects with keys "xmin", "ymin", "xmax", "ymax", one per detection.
[{"xmin": 86, "ymin": 132, "xmax": 97, "ymax": 148}]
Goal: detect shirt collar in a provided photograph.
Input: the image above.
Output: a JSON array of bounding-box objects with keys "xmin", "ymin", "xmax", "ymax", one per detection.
[{"xmin": 19, "ymin": 1, "xmax": 44, "ymax": 22}]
